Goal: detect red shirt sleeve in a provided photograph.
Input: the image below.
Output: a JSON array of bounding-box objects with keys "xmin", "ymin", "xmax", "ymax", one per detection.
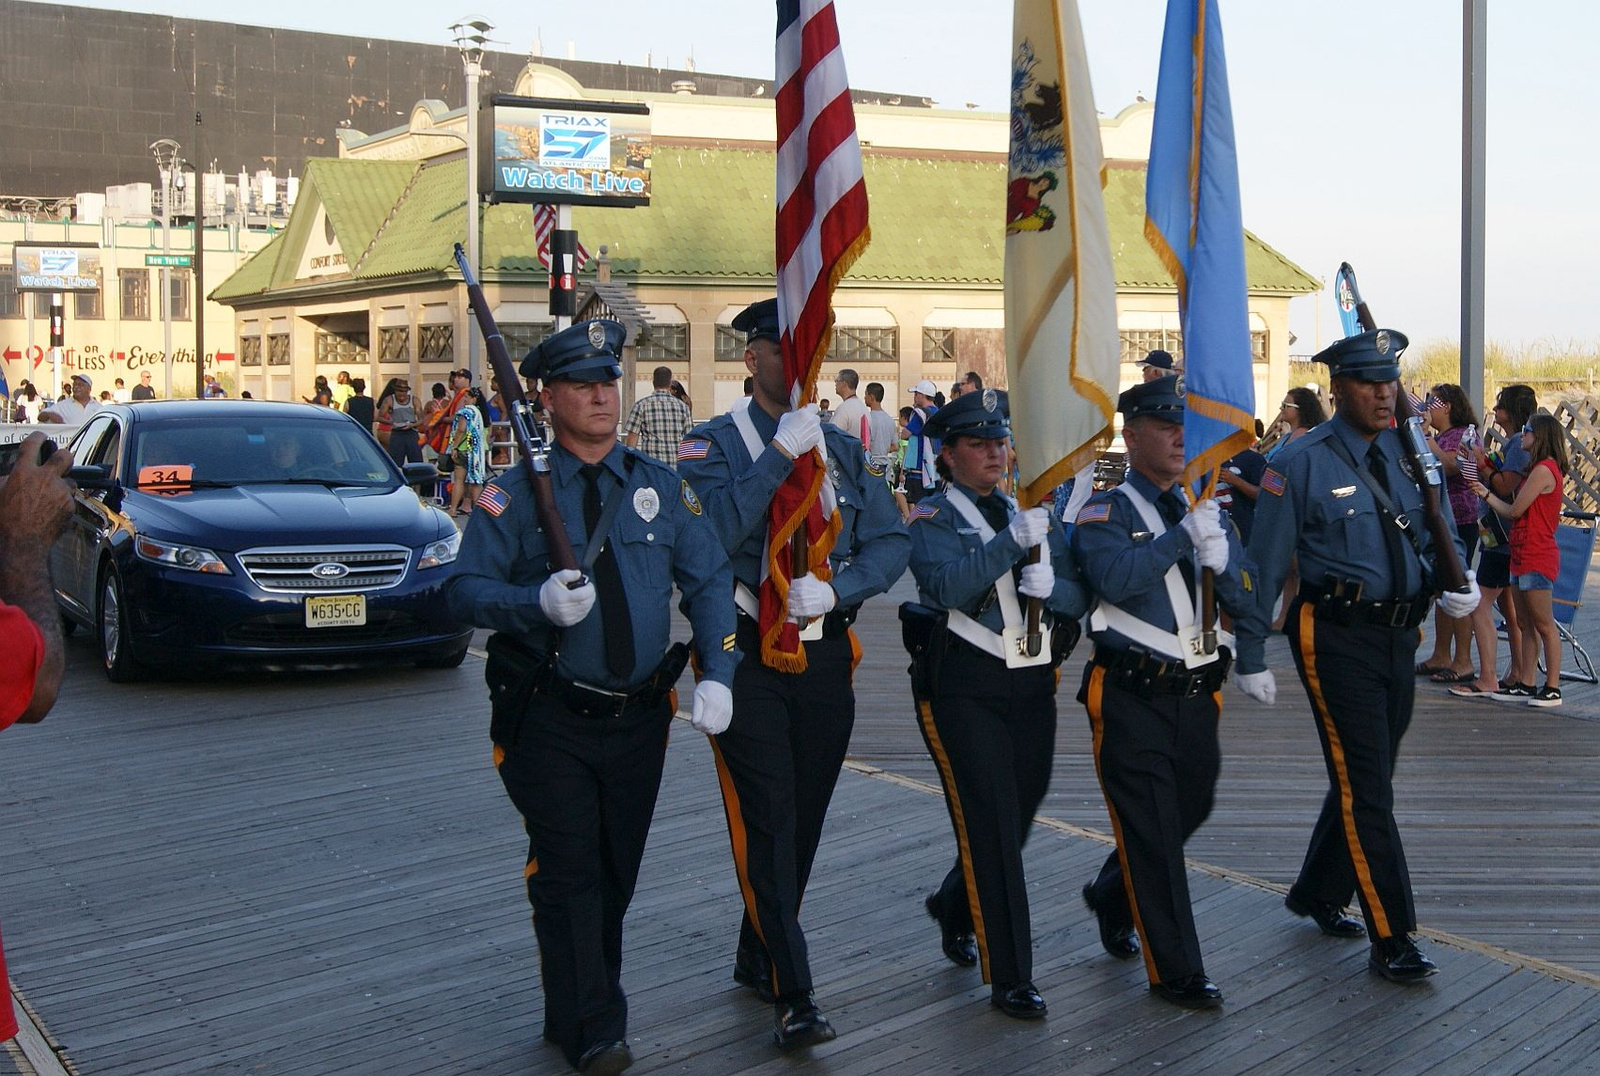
[{"xmin": 0, "ymin": 602, "xmax": 45, "ymax": 732}]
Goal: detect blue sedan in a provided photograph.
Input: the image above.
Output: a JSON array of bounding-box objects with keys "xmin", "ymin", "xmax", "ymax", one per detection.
[{"xmin": 50, "ymin": 400, "xmax": 473, "ymax": 681}]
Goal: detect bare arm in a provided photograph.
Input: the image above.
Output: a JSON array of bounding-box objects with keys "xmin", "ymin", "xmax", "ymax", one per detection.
[
  {"xmin": 1472, "ymin": 464, "xmax": 1555, "ymax": 520},
  {"xmin": 0, "ymin": 434, "xmax": 77, "ymax": 723}
]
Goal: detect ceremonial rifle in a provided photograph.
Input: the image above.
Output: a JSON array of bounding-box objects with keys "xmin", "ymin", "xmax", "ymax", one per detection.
[
  {"xmin": 1337, "ymin": 262, "xmax": 1467, "ymax": 591},
  {"xmin": 452, "ymin": 243, "xmax": 581, "ymax": 579}
]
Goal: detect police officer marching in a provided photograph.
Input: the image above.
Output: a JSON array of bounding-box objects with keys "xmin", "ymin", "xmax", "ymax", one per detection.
[
  {"xmin": 1072, "ymin": 376, "xmax": 1272, "ymax": 1009},
  {"xmin": 677, "ymin": 297, "xmax": 909, "ymax": 1050},
  {"xmin": 1242, "ymin": 329, "xmax": 1477, "ymax": 984},
  {"xmin": 902, "ymin": 388, "xmax": 1087, "ymax": 1019},
  {"xmin": 446, "ymin": 320, "xmax": 739, "ymax": 1076}
]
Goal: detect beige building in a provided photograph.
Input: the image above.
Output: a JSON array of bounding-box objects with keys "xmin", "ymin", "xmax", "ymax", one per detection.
[{"xmin": 210, "ymin": 62, "xmax": 1317, "ymax": 420}]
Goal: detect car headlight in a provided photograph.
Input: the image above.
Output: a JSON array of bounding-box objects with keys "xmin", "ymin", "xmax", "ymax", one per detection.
[
  {"xmin": 134, "ymin": 535, "xmax": 232, "ymax": 574},
  {"xmin": 418, "ymin": 530, "xmax": 461, "ymax": 570}
]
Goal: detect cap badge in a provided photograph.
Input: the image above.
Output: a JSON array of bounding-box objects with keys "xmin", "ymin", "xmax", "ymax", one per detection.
[
  {"xmin": 982, "ymin": 388, "xmax": 998, "ymax": 413},
  {"xmin": 1375, "ymin": 330, "xmax": 1390, "ymax": 355},
  {"xmin": 633, "ymin": 486, "xmax": 659, "ymax": 523},
  {"xmin": 588, "ymin": 322, "xmax": 608, "ymax": 351},
  {"xmin": 1173, "ymin": 376, "xmax": 1186, "ymax": 398}
]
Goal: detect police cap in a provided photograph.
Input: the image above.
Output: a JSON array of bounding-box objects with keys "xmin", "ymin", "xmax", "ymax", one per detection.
[
  {"xmin": 519, "ymin": 319, "xmax": 625, "ymax": 382},
  {"xmin": 1118, "ymin": 375, "xmax": 1185, "ymax": 423},
  {"xmin": 1137, "ymin": 348, "xmax": 1176, "ymax": 372},
  {"xmin": 922, "ymin": 387, "xmax": 1010, "ymax": 441},
  {"xmin": 731, "ymin": 297, "xmax": 781, "ymax": 345},
  {"xmin": 1313, "ymin": 328, "xmax": 1408, "ymax": 383}
]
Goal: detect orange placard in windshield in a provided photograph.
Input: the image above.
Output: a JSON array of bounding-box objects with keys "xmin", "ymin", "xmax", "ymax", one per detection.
[{"xmin": 138, "ymin": 464, "xmax": 194, "ymax": 496}]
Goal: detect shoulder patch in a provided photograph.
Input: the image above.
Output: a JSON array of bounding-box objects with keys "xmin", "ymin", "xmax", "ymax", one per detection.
[
  {"xmin": 678, "ymin": 438, "xmax": 711, "ymax": 462},
  {"xmin": 476, "ymin": 484, "xmax": 510, "ymax": 517},
  {"xmin": 906, "ymin": 503, "xmax": 939, "ymax": 523},
  {"xmin": 680, "ymin": 479, "xmax": 703, "ymax": 515},
  {"xmin": 866, "ymin": 459, "xmax": 886, "ymax": 477},
  {"xmin": 1075, "ymin": 502, "xmax": 1112, "ymax": 524},
  {"xmin": 1261, "ymin": 469, "xmax": 1286, "ymax": 496}
]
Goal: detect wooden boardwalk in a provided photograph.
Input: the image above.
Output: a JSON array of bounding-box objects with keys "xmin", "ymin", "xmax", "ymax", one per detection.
[{"xmin": 4, "ymin": 562, "xmax": 1600, "ymax": 1073}]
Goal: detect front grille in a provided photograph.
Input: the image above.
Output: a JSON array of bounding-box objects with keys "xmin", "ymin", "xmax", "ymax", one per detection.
[
  {"xmin": 236, "ymin": 546, "xmax": 411, "ymax": 593},
  {"xmin": 223, "ymin": 610, "xmax": 428, "ymax": 647}
]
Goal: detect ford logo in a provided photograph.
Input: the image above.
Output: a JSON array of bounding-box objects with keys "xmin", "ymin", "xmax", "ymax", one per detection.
[{"xmin": 311, "ymin": 562, "xmax": 350, "ymax": 579}]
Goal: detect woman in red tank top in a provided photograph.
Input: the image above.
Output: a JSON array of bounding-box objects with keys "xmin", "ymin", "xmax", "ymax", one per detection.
[{"xmin": 1472, "ymin": 413, "xmax": 1568, "ymax": 706}]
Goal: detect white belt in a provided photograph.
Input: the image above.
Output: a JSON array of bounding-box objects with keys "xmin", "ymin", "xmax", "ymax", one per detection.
[
  {"xmin": 1089, "ymin": 601, "xmax": 1231, "ymax": 669},
  {"xmin": 735, "ymin": 580, "xmax": 822, "ymax": 641}
]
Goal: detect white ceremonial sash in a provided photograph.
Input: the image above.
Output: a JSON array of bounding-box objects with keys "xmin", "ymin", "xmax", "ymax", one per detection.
[
  {"xmin": 1087, "ymin": 482, "xmax": 1230, "ymax": 668},
  {"xmin": 942, "ymin": 487, "xmax": 1052, "ymax": 668}
]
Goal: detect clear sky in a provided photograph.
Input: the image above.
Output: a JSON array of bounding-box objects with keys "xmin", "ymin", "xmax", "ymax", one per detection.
[{"xmin": 69, "ymin": 0, "xmax": 1600, "ymax": 353}]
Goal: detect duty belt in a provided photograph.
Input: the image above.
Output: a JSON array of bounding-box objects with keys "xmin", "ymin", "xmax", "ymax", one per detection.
[
  {"xmin": 541, "ymin": 643, "xmax": 690, "ymax": 719},
  {"xmin": 1091, "ymin": 646, "xmax": 1231, "ymax": 699},
  {"xmin": 1298, "ymin": 582, "xmax": 1432, "ymax": 629}
]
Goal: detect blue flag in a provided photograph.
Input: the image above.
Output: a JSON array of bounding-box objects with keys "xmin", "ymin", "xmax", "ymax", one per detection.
[
  {"xmin": 0, "ymin": 363, "xmax": 10, "ymax": 404},
  {"xmin": 1144, "ymin": 0, "xmax": 1255, "ymax": 488}
]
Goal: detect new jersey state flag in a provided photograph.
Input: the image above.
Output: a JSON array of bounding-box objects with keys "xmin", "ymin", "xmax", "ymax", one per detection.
[
  {"xmin": 1145, "ymin": 0, "xmax": 1255, "ymax": 487},
  {"xmin": 1004, "ymin": 0, "xmax": 1119, "ymax": 507}
]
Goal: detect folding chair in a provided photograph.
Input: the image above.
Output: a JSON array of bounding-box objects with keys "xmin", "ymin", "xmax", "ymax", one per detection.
[{"xmin": 1548, "ymin": 510, "xmax": 1598, "ymax": 684}]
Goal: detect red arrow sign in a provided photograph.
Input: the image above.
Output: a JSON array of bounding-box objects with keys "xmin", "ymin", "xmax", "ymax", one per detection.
[
  {"xmin": 1, "ymin": 346, "xmax": 18, "ymax": 362},
  {"xmin": 216, "ymin": 351, "xmax": 235, "ymax": 362}
]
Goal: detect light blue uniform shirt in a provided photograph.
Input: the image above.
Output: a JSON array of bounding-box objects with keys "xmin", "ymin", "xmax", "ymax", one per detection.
[
  {"xmin": 907, "ymin": 481, "xmax": 1087, "ymax": 629},
  {"xmin": 1073, "ymin": 470, "xmax": 1267, "ymax": 674},
  {"xmin": 445, "ymin": 442, "xmax": 739, "ymax": 689},
  {"xmin": 678, "ymin": 403, "xmax": 910, "ymax": 610}
]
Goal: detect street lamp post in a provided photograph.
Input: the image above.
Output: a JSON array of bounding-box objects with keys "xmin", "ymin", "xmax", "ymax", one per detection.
[
  {"xmin": 150, "ymin": 139, "xmax": 180, "ymax": 400},
  {"xmin": 451, "ymin": 16, "xmax": 494, "ymax": 387}
]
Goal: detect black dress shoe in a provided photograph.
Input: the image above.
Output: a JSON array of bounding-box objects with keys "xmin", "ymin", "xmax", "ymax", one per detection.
[
  {"xmin": 1285, "ymin": 892, "xmax": 1366, "ymax": 937},
  {"xmin": 1369, "ymin": 935, "xmax": 1438, "ymax": 983},
  {"xmin": 773, "ymin": 993, "xmax": 836, "ymax": 1050},
  {"xmin": 733, "ymin": 947, "xmax": 777, "ymax": 1003},
  {"xmin": 1082, "ymin": 883, "xmax": 1141, "ymax": 960},
  {"xmin": 925, "ymin": 893, "xmax": 979, "ymax": 967},
  {"xmin": 1150, "ymin": 973, "xmax": 1224, "ymax": 1009},
  {"xmin": 576, "ymin": 1040, "xmax": 634, "ymax": 1076},
  {"xmin": 990, "ymin": 982, "xmax": 1048, "ymax": 1019}
]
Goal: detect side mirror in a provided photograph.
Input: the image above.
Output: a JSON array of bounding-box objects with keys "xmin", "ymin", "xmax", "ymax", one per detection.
[
  {"xmin": 402, "ymin": 462, "xmax": 439, "ymax": 485},
  {"xmin": 67, "ymin": 463, "xmax": 117, "ymax": 491}
]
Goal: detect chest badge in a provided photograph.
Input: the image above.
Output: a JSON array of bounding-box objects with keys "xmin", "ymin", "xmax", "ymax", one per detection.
[{"xmin": 633, "ymin": 487, "xmax": 660, "ymax": 523}]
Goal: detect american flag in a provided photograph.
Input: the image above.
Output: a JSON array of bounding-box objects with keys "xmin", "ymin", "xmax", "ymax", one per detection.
[
  {"xmin": 758, "ymin": 0, "xmax": 872, "ymax": 673},
  {"xmin": 533, "ymin": 204, "xmax": 591, "ymax": 271}
]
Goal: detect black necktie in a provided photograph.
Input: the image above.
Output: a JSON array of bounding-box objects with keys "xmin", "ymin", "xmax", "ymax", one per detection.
[
  {"xmin": 1158, "ymin": 491, "xmax": 1197, "ymax": 596},
  {"xmin": 580, "ymin": 464, "xmax": 636, "ymax": 679},
  {"xmin": 1366, "ymin": 444, "xmax": 1410, "ymax": 598},
  {"xmin": 978, "ymin": 493, "xmax": 1026, "ymax": 588}
]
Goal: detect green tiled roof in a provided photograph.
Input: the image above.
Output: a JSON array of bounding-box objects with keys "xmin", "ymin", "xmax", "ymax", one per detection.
[{"xmin": 214, "ymin": 149, "xmax": 1318, "ymax": 302}]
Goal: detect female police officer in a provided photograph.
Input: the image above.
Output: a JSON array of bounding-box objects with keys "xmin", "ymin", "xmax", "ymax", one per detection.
[{"xmin": 903, "ymin": 388, "xmax": 1086, "ymax": 1019}]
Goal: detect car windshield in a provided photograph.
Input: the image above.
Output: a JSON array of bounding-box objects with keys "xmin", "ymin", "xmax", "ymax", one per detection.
[{"xmin": 127, "ymin": 416, "xmax": 399, "ymax": 489}]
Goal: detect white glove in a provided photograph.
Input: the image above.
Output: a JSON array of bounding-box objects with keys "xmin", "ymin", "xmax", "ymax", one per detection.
[
  {"xmin": 1195, "ymin": 532, "xmax": 1230, "ymax": 573},
  {"xmin": 1178, "ymin": 498, "xmax": 1226, "ymax": 544},
  {"xmin": 1006, "ymin": 506, "xmax": 1051, "ymax": 549},
  {"xmin": 538, "ymin": 568, "xmax": 596, "ymax": 627},
  {"xmin": 787, "ymin": 573, "xmax": 838, "ymax": 618},
  {"xmin": 690, "ymin": 680, "xmax": 734, "ymax": 735},
  {"xmin": 1018, "ymin": 562, "xmax": 1054, "ymax": 599},
  {"xmin": 1232, "ymin": 669, "xmax": 1277, "ymax": 705},
  {"xmin": 1438, "ymin": 570, "xmax": 1481, "ymax": 619},
  {"xmin": 772, "ymin": 404, "xmax": 823, "ymax": 459}
]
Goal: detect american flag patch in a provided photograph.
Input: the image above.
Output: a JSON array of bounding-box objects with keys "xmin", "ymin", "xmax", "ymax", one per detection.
[
  {"xmin": 906, "ymin": 504, "xmax": 940, "ymax": 523},
  {"xmin": 1261, "ymin": 469, "xmax": 1286, "ymax": 496},
  {"xmin": 1075, "ymin": 503, "xmax": 1112, "ymax": 524},
  {"xmin": 677, "ymin": 439, "xmax": 711, "ymax": 461},
  {"xmin": 476, "ymin": 484, "xmax": 510, "ymax": 516}
]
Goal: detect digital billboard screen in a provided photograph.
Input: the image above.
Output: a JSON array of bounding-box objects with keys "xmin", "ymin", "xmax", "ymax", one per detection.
[
  {"xmin": 11, "ymin": 242, "xmax": 104, "ymax": 293},
  {"xmin": 479, "ymin": 95, "xmax": 651, "ymax": 208}
]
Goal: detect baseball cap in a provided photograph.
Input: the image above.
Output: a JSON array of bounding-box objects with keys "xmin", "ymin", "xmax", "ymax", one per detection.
[{"xmin": 910, "ymin": 379, "xmax": 937, "ymax": 397}]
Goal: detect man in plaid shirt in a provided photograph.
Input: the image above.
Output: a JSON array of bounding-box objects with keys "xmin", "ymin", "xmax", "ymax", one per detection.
[{"xmin": 624, "ymin": 365, "xmax": 694, "ymax": 467}]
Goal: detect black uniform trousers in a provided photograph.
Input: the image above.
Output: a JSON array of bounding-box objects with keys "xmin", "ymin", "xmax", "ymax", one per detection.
[
  {"xmin": 494, "ymin": 691, "xmax": 674, "ymax": 1069},
  {"xmin": 1285, "ymin": 599, "xmax": 1418, "ymax": 940},
  {"xmin": 917, "ymin": 635, "xmax": 1057, "ymax": 986},
  {"xmin": 710, "ymin": 613, "xmax": 857, "ymax": 1000},
  {"xmin": 1080, "ymin": 662, "xmax": 1221, "ymax": 985}
]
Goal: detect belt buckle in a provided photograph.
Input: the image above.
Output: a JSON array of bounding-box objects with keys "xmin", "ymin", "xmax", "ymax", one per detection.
[{"xmin": 1386, "ymin": 602, "xmax": 1409, "ymax": 628}]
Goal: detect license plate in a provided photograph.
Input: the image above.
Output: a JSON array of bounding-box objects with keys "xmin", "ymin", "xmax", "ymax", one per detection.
[{"xmin": 305, "ymin": 594, "xmax": 366, "ymax": 628}]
